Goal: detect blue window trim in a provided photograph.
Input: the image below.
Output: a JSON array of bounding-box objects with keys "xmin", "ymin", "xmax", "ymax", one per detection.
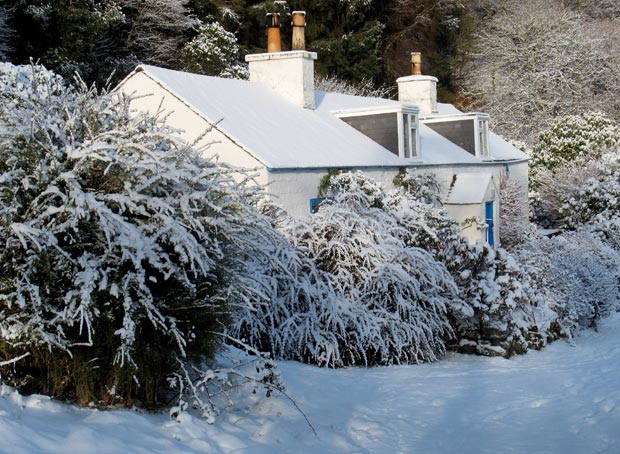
[
  {"xmin": 310, "ymin": 197, "xmax": 333, "ymax": 213},
  {"xmin": 485, "ymin": 201, "xmax": 495, "ymax": 247}
]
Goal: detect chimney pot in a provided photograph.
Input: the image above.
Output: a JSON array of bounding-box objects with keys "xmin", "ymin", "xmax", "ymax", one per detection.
[
  {"xmin": 267, "ymin": 13, "xmax": 282, "ymax": 53},
  {"xmin": 292, "ymin": 11, "xmax": 306, "ymax": 51},
  {"xmin": 411, "ymin": 52, "xmax": 422, "ymax": 76}
]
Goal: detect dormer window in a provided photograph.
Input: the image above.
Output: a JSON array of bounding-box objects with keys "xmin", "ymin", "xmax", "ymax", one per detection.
[
  {"xmin": 334, "ymin": 106, "xmax": 420, "ymax": 160},
  {"xmin": 422, "ymin": 113, "xmax": 490, "ymax": 160}
]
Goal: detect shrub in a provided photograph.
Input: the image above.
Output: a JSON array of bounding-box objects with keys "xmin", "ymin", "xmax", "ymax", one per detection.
[
  {"xmin": 235, "ymin": 173, "xmax": 462, "ymax": 367},
  {"xmin": 0, "ymin": 63, "xmax": 278, "ymax": 413},
  {"xmin": 531, "ymin": 112, "xmax": 619, "ymax": 178},
  {"xmin": 391, "ymin": 170, "xmax": 559, "ymax": 356},
  {"xmin": 516, "ymin": 230, "xmax": 620, "ymax": 335}
]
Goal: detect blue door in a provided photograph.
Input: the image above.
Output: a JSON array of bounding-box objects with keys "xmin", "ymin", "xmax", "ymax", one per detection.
[{"xmin": 485, "ymin": 201, "xmax": 495, "ymax": 247}]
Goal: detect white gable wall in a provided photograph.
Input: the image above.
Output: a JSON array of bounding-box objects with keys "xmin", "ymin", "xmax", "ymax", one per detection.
[{"xmin": 116, "ymin": 71, "xmax": 268, "ymax": 186}]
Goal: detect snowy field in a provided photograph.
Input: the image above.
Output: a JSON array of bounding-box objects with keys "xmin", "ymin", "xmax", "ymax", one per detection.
[{"xmin": 1, "ymin": 313, "xmax": 619, "ymax": 454}]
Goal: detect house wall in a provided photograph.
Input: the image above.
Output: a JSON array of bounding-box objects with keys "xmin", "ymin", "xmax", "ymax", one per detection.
[
  {"xmin": 116, "ymin": 71, "xmax": 268, "ymax": 187},
  {"xmin": 266, "ymin": 168, "xmax": 399, "ymax": 218}
]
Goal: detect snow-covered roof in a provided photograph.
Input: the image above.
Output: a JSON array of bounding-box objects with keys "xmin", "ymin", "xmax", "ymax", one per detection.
[
  {"xmin": 445, "ymin": 173, "xmax": 493, "ymax": 205},
  {"xmin": 126, "ymin": 66, "xmax": 525, "ymax": 170},
  {"xmin": 488, "ymin": 131, "xmax": 529, "ymax": 161},
  {"xmin": 134, "ymin": 65, "xmax": 404, "ymax": 169}
]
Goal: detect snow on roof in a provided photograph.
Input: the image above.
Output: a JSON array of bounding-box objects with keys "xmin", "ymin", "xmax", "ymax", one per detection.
[
  {"xmin": 132, "ymin": 66, "xmax": 524, "ymax": 169},
  {"xmin": 445, "ymin": 173, "xmax": 493, "ymax": 205},
  {"xmin": 137, "ymin": 65, "xmax": 404, "ymax": 169},
  {"xmin": 488, "ymin": 131, "xmax": 529, "ymax": 161}
]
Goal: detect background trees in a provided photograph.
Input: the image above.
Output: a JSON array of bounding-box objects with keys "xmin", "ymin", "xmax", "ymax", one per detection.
[{"xmin": 459, "ymin": 0, "xmax": 620, "ymax": 143}]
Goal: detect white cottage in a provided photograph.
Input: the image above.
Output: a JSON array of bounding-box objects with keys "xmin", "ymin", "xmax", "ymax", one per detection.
[{"xmin": 115, "ymin": 13, "xmax": 527, "ymax": 247}]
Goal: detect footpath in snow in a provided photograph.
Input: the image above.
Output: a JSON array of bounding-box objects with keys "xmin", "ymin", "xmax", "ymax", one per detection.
[{"xmin": 1, "ymin": 313, "xmax": 619, "ymax": 454}]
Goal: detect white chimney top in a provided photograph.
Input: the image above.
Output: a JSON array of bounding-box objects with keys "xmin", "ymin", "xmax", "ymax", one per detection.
[
  {"xmin": 246, "ymin": 50, "xmax": 317, "ymax": 110},
  {"xmin": 396, "ymin": 53, "xmax": 438, "ymax": 115}
]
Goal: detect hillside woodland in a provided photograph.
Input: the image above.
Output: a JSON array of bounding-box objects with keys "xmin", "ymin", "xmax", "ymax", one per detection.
[{"xmin": 0, "ymin": 0, "xmax": 619, "ymax": 422}]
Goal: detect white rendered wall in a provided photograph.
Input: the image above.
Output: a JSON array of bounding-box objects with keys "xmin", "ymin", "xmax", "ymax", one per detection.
[
  {"xmin": 117, "ymin": 71, "xmax": 268, "ymax": 187},
  {"xmin": 266, "ymin": 168, "xmax": 399, "ymax": 218}
]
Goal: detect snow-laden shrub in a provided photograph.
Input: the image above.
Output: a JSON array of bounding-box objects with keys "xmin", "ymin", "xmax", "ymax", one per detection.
[
  {"xmin": 534, "ymin": 149, "xmax": 620, "ymax": 229},
  {"xmin": 531, "ymin": 112, "xmax": 619, "ymax": 178},
  {"xmin": 499, "ymin": 173, "xmax": 532, "ymax": 249},
  {"xmin": 0, "ymin": 63, "xmax": 280, "ymax": 412},
  {"xmin": 234, "ymin": 172, "xmax": 463, "ymax": 367},
  {"xmin": 181, "ymin": 22, "xmax": 248, "ymax": 79},
  {"xmin": 391, "ymin": 170, "xmax": 559, "ymax": 356},
  {"xmin": 516, "ymin": 230, "xmax": 620, "ymax": 335}
]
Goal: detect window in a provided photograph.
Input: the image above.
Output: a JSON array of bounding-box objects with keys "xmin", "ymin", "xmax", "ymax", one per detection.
[
  {"xmin": 310, "ymin": 197, "xmax": 333, "ymax": 213},
  {"xmin": 477, "ymin": 117, "xmax": 489, "ymax": 158},
  {"xmin": 400, "ymin": 112, "xmax": 419, "ymax": 159},
  {"xmin": 422, "ymin": 113, "xmax": 490, "ymax": 159},
  {"xmin": 334, "ymin": 106, "xmax": 419, "ymax": 160}
]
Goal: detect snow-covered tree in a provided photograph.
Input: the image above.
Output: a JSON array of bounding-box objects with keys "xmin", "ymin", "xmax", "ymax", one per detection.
[
  {"xmin": 498, "ymin": 173, "xmax": 531, "ymax": 249},
  {"xmin": 530, "ymin": 114, "xmax": 620, "ymax": 228},
  {"xmin": 122, "ymin": 0, "xmax": 198, "ymax": 68},
  {"xmin": 181, "ymin": 21, "xmax": 248, "ymax": 79},
  {"xmin": 314, "ymin": 74, "xmax": 393, "ymax": 98},
  {"xmin": 530, "ymin": 112, "xmax": 619, "ymax": 177},
  {"xmin": 0, "ymin": 63, "xmax": 281, "ymax": 413},
  {"xmin": 460, "ymin": 0, "xmax": 620, "ymax": 143},
  {"xmin": 566, "ymin": 0, "xmax": 620, "ymax": 18}
]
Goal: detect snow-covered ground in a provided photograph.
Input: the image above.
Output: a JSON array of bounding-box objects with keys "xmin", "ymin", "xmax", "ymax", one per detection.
[{"xmin": 2, "ymin": 314, "xmax": 619, "ymax": 454}]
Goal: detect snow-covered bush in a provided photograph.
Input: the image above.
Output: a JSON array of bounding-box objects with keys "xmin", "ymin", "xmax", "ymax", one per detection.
[
  {"xmin": 391, "ymin": 170, "xmax": 558, "ymax": 356},
  {"xmin": 0, "ymin": 63, "xmax": 280, "ymax": 412},
  {"xmin": 499, "ymin": 173, "xmax": 532, "ymax": 249},
  {"xmin": 530, "ymin": 113, "xmax": 620, "ymax": 228},
  {"xmin": 181, "ymin": 22, "xmax": 248, "ymax": 79},
  {"xmin": 516, "ymin": 231, "xmax": 620, "ymax": 335},
  {"xmin": 533, "ymin": 149, "xmax": 620, "ymax": 229},
  {"xmin": 235, "ymin": 171, "xmax": 462, "ymax": 367},
  {"xmin": 531, "ymin": 112, "xmax": 619, "ymax": 178}
]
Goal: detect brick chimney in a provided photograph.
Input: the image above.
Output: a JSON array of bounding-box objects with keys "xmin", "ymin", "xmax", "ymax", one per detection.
[
  {"xmin": 397, "ymin": 52, "xmax": 438, "ymax": 115},
  {"xmin": 246, "ymin": 12, "xmax": 316, "ymax": 109}
]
